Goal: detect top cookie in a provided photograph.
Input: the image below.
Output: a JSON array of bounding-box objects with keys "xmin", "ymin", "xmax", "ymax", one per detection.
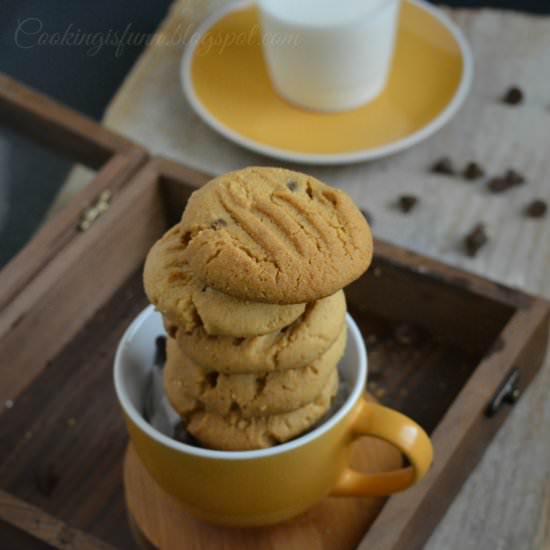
[
  {"xmin": 179, "ymin": 167, "xmax": 373, "ymax": 304},
  {"xmin": 143, "ymin": 225, "xmax": 305, "ymax": 337}
]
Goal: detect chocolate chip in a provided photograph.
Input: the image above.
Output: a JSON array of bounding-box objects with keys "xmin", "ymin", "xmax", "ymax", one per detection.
[
  {"xmin": 505, "ymin": 169, "xmax": 525, "ymax": 186},
  {"xmin": 524, "ymin": 199, "xmax": 547, "ymax": 218},
  {"xmin": 287, "ymin": 180, "xmax": 298, "ymax": 191},
  {"xmin": 430, "ymin": 157, "xmax": 455, "ymax": 176},
  {"xmin": 360, "ymin": 208, "xmax": 374, "ymax": 226},
  {"xmin": 464, "ymin": 223, "xmax": 488, "ymax": 257},
  {"xmin": 487, "ymin": 169, "xmax": 526, "ymax": 193},
  {"xmin": 211, "ymin": 218, "xmax": 227, "ymax": 229},
  {"xmin": 397, "ymin": 195, "xmax": 418, "ymax": 213},
  {"xmin": 205, "ymin": 371, "xmax": 219, "ymax": 388},
  {"xmin": 463, "ymin": 162, "xmax": 485, "ymax": 180},
  {"xmin": 487, "ymin": 177, "xmax": 512, "ymax": 193},
  {"xmin": 502, "ymin": 86, "xmax": 523, "ymax": 105},
  {"xmin": 35, "ymin": 464, "xmax": 59, "ymax": 497}
]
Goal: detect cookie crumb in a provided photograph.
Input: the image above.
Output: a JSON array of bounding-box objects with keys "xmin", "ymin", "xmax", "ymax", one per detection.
[
  {"xmin": 501, "ymin": 86, "xmax": 523, "ymax": 105},
  {"xmin": 366, "ymin": 333, "xmax": 379, "ymax": 347},
  {"xmin": 463, "ymin": 162, "xmax": 485, "ymax": 180},
  {"xmin": 396, "ymin": 195, "xmax": 418, "ymax": 213},
  {"xmin": 524, "ymin": 199, "xmax": 547, "ymax": 218},
  {"xmin": 464, "ymin": 223, "xmax": 488, "ymax": 257},
  {"xmin": 374, "ymin": 388, "xmax": 387, "ymax": 399},
  {"xmin": 393, "ymin": 323, "xmax": 423, "ymax": 347},
  {"xmin": 430, "ymin": 157, "xmax": 455, "ymax": 176}
]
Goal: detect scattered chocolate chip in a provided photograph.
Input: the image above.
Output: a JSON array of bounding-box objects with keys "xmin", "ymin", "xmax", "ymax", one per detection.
[
  {"xmin": 501, "ymin": 86, "xmax": 523, "ymax": 105},
  {"xmin": 464, "ymin": 223, "xmax": 488, "ymax": 257},
  {"xmin": 463, "ymin": 162, "xmax": 485, "ymax": 180},
  {"xmin": 487, "ymin": 169, "xmax": 526, "ymax": 193},
  {"xmin": 397, "ymin": 195, "xmax": 418, "ymax": 213},
  {"xmin": 287, "ymin": 180, "xmax": 298, "ymax": 191},
  {"xmin": 487, "ymin": 177, "xmax": 512, "ymax": 193},
  {"xmin": 35, "ymin": 464, "xmax": 59, "ymax": 497},
  {"xmin": 360, "ymin": 208, "xmax": 374, "ymax": 226},
  {"xmin": 524, "ymin": 199, "xmax": 547, "ymax": 218},
  {"xmin": 430, "ymin": 157, "xmax": 455, "ymax": 176},
  {"xmin": 211, "ymin": 218, "xmax": 227, "ymax": 229},
  {"xmin": 505, "ymin": 169, "xmax": 525, "ymax": 186},
  {"xmin": 393, "ymin": 323, "xmax": 424, "ymax": 347}
]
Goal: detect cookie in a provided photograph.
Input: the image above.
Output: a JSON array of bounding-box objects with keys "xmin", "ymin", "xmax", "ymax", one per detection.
[
  {"xmin": 165, "ymin": 325, "xmax": 346, "ymax": 417},
  {"xmin": 144, "ymin": 225, "xmax": 306, "ymax": 336},
  {"xmin": 179, "ymin": 167, "xmax": 373, "ymax": 304},
  {"xmin": 176, "ymin": 290, "xmax": 346, "ymax": 373},
  {"xmin": 181, "ymin": 370, "xmax": 339, "ymax": 450}
]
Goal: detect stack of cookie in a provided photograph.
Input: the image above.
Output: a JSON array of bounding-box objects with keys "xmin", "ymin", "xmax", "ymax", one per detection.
[{"xmin": 143, "ymin": 167, "xmax": 373, "ymax": 450}]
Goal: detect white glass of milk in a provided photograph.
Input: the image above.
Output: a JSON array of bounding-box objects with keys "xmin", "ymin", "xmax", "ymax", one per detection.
[{"xmin": 257, "ymin": 0, "xmax": 401, "ymax": 111}]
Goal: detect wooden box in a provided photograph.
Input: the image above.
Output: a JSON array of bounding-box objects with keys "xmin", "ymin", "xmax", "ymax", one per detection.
[{"xmin": 1, "ymin": 77, "xmax": 549, "ymax": 550}]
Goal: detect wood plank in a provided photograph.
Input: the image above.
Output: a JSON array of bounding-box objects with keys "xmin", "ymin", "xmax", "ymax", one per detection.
[
  {"xmin": 0, "ymin": 270, "xmax": 148, "ymax": 549},
  {"xmin": 359, "ymin": 299, "xmax": 550, "ymax": 549},
  {"xmin": 0, "ymin": 163, "xmax": 164, "ymax": 405},
  {"xmin": 0, "ymin": 491, "xmax": 114, "ymax": 550},
  {"xmin": 0, "ymin": 518, "xmax": 53, "ymax": 549},
  {"xmin": 0, "ymin": 147, "xmax": 147, "ymax": 312},
  {"xmin": 0, "ymin": 73, "xmax": 135, "ymax": 168}
]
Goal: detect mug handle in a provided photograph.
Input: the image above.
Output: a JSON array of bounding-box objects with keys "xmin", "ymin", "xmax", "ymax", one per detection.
[{"xmin": 330, "ymin": 398, "xmax": 433, "ymax": 497}]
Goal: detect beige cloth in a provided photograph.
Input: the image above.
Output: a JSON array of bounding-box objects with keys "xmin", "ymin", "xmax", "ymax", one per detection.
[{"xmin": 55, "ymin": 3, "xmax": 550, "ymax": 548}]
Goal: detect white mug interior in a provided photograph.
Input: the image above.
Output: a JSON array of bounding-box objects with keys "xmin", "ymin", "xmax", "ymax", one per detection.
[{"xmin": 114, "ymin": 306, "xmax": 367, "ymax": 460}]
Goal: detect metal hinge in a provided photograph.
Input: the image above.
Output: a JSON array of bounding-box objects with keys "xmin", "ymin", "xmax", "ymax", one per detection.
[
  {"xmin": 485, "ymin": 367, "xmax": 521, "ymax": 418},
  {"xmin": 78, "ymin": 190, "xmax": 112, "ymax": 232}
]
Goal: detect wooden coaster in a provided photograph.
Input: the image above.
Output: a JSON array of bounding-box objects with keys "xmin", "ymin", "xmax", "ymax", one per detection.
[{"xmin": 124, "ymin": 396, "xmax": 401, "ymax": 550}]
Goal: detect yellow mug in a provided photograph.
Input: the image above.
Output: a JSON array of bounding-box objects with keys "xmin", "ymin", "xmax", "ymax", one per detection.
[{"xmin": 114, "ymin": 306, "xmax": 433, "ymax": 527}]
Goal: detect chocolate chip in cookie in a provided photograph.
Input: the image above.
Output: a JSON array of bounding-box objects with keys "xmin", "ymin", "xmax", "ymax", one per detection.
[
  {"xmin": 211, "ymin": 218, "xmax": 227, "ymax": 229},
  {"xmin": 287, "ymin": 180, "xmax": 298, "ymax": 192}
]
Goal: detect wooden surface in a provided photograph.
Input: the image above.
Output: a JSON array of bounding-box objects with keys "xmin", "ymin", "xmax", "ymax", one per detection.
[
  {"xmin": 51, "ymin": 3, "xmax": 550, "ymax": 548},
  {"xmin": 124, "ymin": 395, "xmax": 401, "ymax": 550},
  {"xmin": 1, "ymin": 157, "xmax": 548, "ymax": 549},
  {"xmin": 0, "ymin": 491, "xmax": 114, "ymax": 550}
]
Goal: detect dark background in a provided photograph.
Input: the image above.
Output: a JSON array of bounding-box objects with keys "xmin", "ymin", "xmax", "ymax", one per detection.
[{"xmin": 0, "ymin": 0, "xmax": 548, "ymax": 267}]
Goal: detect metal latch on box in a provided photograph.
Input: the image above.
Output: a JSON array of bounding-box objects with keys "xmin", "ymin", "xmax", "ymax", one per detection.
[
  {"xmin": 485, "ymin": 367, "xmax": 521, "ymax": 417},
  {"xmin": 78, "ymin": 190, "xmax": 112, "ymax": 231}
]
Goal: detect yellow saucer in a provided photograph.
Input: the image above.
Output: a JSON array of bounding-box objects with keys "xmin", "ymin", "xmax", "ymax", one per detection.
[{"xmin": 181, "ymin": 0, "xmax": 472, "ymax": 165}]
